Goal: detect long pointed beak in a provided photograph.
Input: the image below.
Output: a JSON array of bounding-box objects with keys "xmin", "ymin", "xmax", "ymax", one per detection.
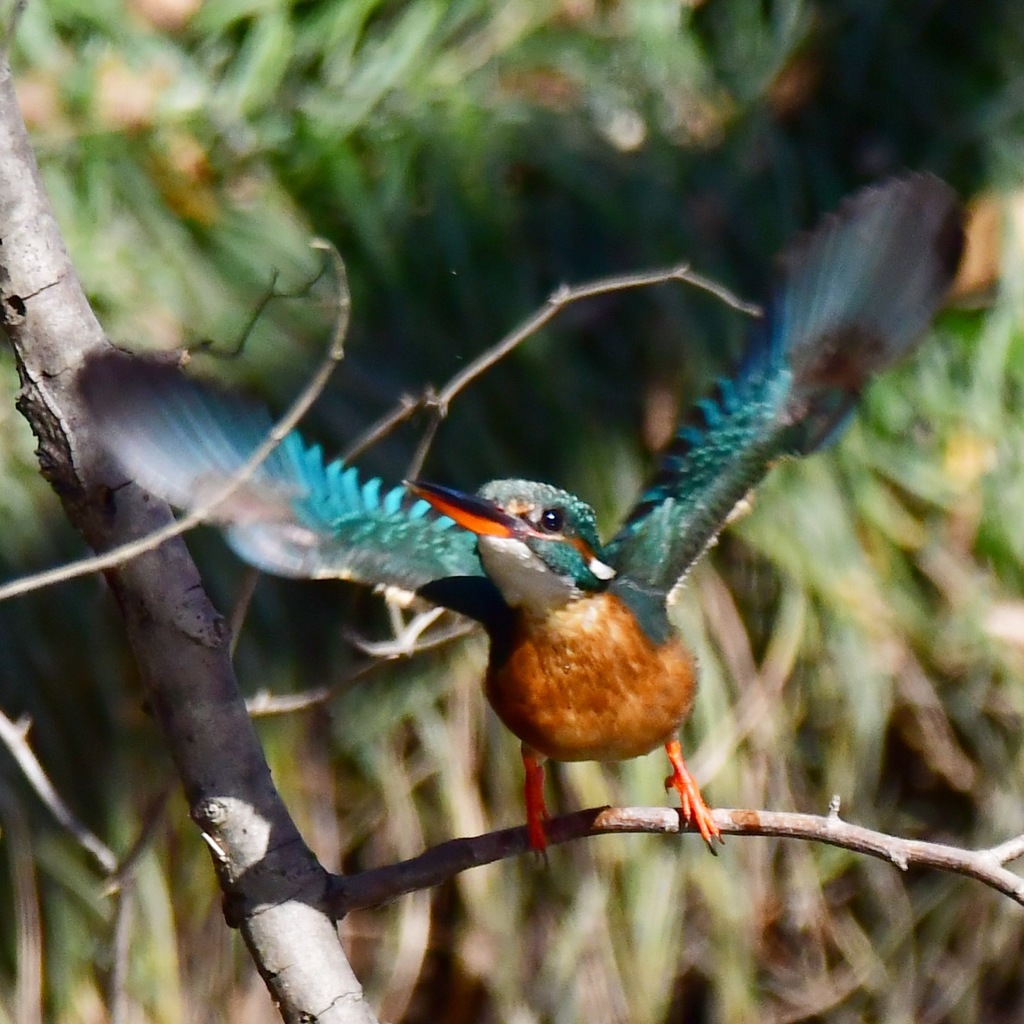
[{"xmin": 406, "ymin": 480, "xmax": 519, "ymax": 538}]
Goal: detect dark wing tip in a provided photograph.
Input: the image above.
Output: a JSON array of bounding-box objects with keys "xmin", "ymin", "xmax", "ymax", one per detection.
[
  {"xmin": 79, "ymin": 348, "xmax": 266, "ymax": 436},
  {"xmin": 934, "ymin": 192, "xmax": 967, "ymax": 284},
  {"xmin": 79, "ymin": 348, "xmax": 180, "ymax": 406},
  {"xmin": 778, "ymin": 172, "xmax": 964, "ymax": 283},
  {"xmin": 890, "ymin": 172, "xmax": 966, "ymax": 289}
]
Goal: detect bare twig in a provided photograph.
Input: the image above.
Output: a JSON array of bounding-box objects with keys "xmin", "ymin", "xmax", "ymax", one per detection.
[
  {"xmin": 436, "ymin": 264, "xmax": 760, "ymax": 415},
  {"xmin": 344, "ymin": 262, "xmax": 760, "ymax": 468},
  {"xmin": 245, "ymin": 614, "xmax": 476, "ymax": 717},
  {"xmin": 0, "ymin": 709, "xmax": 118, "ymax": 873},
  {"xmin": 343, "ymin": 391, "xmax": 429, "ymax": 464},
  {"xmin": 245, "ymin": 667, "xmax": 377, "ymax": 717},
  {"xmin": 196, "ymin": 260, "xmax": 331, "ymax": 361},
  {"xmin": 986, "ymin": 832, "xmax": 1024, "ymax": 866},
  {"xmin": 405, "ymin": 263, "xmax": 761, "ymax": 478},
  {"xmin": 0, "ymin": 242, "xmax": 349, "ymax": 606},
  {"xmin": 329, "ymin": 805, "xmax": 1024, "ymax": 915},
  {"xmin": 344, "ymin": 605, "xmax": 471, "ymax": 658}
]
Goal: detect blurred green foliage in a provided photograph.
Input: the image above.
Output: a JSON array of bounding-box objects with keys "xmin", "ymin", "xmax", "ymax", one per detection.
[{"xmin": 2, "ymin": 1, "xmax": 1024, "ymax": 1022}]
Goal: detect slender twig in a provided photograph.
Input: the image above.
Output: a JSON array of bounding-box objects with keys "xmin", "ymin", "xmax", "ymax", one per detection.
[
  {"xmin": 350, "ymin": 616, "xmax": 475, "ymax": 656},
  {"xmin": 245, "ymin": 661, "xmax": 381, "ymax": 717},
  {"xmin": 404, "ymin": 263, "xmax": 760, "ymax": 478},
  {"xmin": 436, "ymin": 264, "xmax": 759, "ymax": 416},
  {"xmin": 343, "ymin": 391, "xmax": 430, "ymax": 464},
  {"xmin": 0, "ymin": 243, "xmax": 349, "ymax": 606},
  {"xmin": 986, "ymin": 832, "xmax": 1024, "ymax": 866},
  {"xmin": 244, "ymin": 616, "xmax": 477, "ymax": 717},
  {"xmin": 0, "ymin": 709, "xmax": 118, "ymax": 873},
  {"xmin": 344, "ymin": 606, "xmax": 474, "ymax": 658},
  {"xmin": 343, "ymin": 262, "xmax": 760, "ymax": 469},
  {"xmin": 329, "ymin": 804, "xmax": 1024, "ymax": 915},
  {"xmin": 196, "ymin": 259, "xmax": 331, "ymax": 361}
]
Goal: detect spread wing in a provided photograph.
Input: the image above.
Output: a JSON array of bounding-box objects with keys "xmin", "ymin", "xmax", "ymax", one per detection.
[
  {"xmin": 605, "ymin": 173, "xmax": 964, "ymax": 604},
  {"xmin": 80, "ymin": 352, "xmax": 485, "ymax": 597}
]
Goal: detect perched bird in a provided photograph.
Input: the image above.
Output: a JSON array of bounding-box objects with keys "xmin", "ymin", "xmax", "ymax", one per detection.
[{"xmin": 82, "ymin": 174, "xmax": 964, "ymax": 852}]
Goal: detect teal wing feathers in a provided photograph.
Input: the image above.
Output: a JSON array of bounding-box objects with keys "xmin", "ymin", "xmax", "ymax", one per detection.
[
  {"xmin": 80, "ymin": 353, "xmax": 485, "ymax": 595},
  {"xmin": 606, "ymin": 174, "xmax": 964, "ymax": 603}
]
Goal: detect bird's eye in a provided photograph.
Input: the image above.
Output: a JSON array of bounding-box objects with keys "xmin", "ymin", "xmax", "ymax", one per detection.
[{"xmin": 539, "ymin": 507, "xmax": 564, "ymax": 533}]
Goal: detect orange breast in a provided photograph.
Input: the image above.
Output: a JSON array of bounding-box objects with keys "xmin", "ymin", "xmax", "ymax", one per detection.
[{"xmin": 485, "ymin": 593, "xmax": 697, "ymax": 763}]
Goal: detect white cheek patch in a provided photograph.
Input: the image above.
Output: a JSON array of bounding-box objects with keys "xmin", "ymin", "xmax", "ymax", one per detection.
[
  {"xmin": 478, "ymin": 536, "xmax": 578, "ymax": 611},
  {"xmin": 588, "ymin": 556, "xmax": 617, "ymax": 581}
]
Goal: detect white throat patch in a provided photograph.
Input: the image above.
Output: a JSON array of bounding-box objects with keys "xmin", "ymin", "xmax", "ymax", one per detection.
[{"xmin": 478, "ymin": 536, "xmax": 579, "ymax": 612}]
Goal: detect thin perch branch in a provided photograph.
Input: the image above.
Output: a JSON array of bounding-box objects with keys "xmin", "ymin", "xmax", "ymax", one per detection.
[{"xmin": 329, "ymin": 804, "xmax": 1024, "ymax": 914}]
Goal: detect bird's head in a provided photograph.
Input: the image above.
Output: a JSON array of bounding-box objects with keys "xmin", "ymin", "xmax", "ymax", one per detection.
[{"xmin": 408, "ymin": 478, "xmax": 616, "ymax": 612}]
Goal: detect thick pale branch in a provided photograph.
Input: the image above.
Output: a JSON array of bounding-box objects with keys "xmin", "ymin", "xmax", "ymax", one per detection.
[
  {"xmin": 0, "ymin": 52, "xmax": 376, "ymax": 1024},
  {"xmin": 330, "ymin": 805, "xmax": 1024, "ymax": 914}
]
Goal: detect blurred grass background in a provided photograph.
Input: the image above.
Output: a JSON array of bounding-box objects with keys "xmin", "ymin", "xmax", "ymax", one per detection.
[{"xmin": 2, "ymin": 0, "xmax": 1024, "ymax": 1021}]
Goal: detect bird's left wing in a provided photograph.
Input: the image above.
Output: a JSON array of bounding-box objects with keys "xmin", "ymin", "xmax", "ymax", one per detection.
[
  {"xmin": 604, "ymin": 174, "xmax": 964, "ymax": 605},
  {"xmin": 80, "ymin": 352, "xmax": 485, "ymax": 597}
]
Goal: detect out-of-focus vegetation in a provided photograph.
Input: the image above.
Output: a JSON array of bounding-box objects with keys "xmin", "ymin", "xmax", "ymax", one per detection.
[{"xmin": 2, "ymin": 1, "xmax": 1024, "ymax": 1021}]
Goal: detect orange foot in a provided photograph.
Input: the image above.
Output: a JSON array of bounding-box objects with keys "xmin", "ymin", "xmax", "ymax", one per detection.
[
  {"xmin": 664, "ymin": 739, "xmax": 722, "ymax": 849},
  {"xmin": 522, "ymin": 745, "xmax": 550, "ymax": 852}
]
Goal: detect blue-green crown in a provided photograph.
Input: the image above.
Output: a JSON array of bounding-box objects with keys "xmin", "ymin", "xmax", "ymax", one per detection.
[{"xmin": 478, "ymin": 479, "xmax": 610, "ymax": 590}]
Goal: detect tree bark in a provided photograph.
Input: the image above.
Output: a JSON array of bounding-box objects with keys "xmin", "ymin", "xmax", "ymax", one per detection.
[{"xmin": 0, "ymin": 48, "xmax": 377, "ymax": 1024}]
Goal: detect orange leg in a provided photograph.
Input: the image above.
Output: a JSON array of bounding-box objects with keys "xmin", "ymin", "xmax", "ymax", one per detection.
[
  {"xmin": 664, "ymin": 739, "xmax": 722, "ymax": 848},
  {"xmin": 521, "ymin": 745, "xmax": 550, "ymax": 852}
]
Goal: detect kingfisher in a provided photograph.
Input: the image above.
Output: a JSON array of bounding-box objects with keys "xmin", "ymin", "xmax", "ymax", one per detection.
[{"xmin": 82, "ymin": 174, "xmax": 964, "ymax": 852}]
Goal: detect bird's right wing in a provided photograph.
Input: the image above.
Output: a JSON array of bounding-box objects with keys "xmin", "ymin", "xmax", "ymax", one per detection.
[{"xmin": 80, "ymin": 352, "xmax": 485, "ymax": 598}]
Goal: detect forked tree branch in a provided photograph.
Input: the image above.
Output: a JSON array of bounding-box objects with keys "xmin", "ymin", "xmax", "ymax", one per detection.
[{"xmin": 344, "ymin": 263, "xmax": 761, "ymax": 477}]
